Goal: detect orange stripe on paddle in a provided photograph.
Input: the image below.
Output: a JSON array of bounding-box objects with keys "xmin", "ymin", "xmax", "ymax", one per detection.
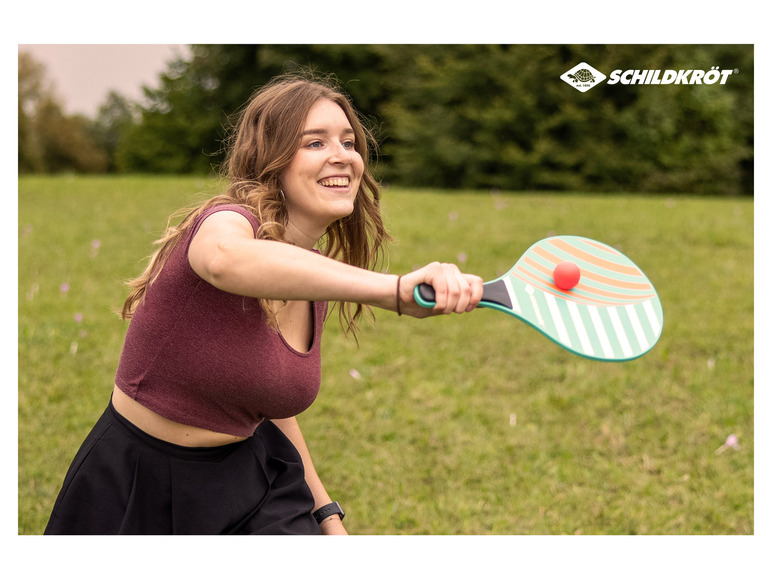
[
  {"xmin": 541, "ymin": 239, "xmax": 642, "ymax": 276},
  {"xmin": 514, "ymin": 264, "xmax": 655, "ymax": 304},
  {"xmin": 522, "ymin": 256, "xmax": 652, "ymax": 291}
]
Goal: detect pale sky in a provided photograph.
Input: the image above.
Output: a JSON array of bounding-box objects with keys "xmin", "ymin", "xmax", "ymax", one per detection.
[{"xmin": 19, "ymin": 44, "xmax": 190, "ymax": 117}]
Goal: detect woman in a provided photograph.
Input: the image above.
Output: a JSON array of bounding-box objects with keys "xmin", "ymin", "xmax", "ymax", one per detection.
[{"xmin": 45, "ymin": 73, "xmax": 483, "ymax": 535}]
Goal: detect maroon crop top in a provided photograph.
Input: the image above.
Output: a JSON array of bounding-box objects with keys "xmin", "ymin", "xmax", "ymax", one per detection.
[{"xmin": 115, "ymin": 204, "xmax": 328, "ymax": 437}]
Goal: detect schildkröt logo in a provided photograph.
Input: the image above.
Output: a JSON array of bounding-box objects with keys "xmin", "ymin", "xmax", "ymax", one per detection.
[
  {"xmin": 606, "ymin": 66, "xmax": 737, "ymax": 85},
  {"xmin": 560, "ymin": 62, "xmax": 607, "ymax": 93},
  {"xmin": 560, "ymin": 61, "xmax": 739, "ymax": 93}
]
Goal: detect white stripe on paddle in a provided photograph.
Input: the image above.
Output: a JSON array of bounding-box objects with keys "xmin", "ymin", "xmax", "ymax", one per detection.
[
  {"xmin": 545, "ymin": 293, "xmax": 571, "ymax": 347},
  {"xmin": 588, "ymin": 306, "xmax": 614, "ymax": 358},
  {"xmin": 525, "ymin": 284, "xmax": 544, "ymax": 327},
  {"xmin": 625, "ymin": 304, "xmax": 649, "ymax": 352},
  {"xmin": 609, "ymin": 307, "xmax": 633, "ymax": 358},
  {"xmin": 642, "ymin": 299, "xmax": 661, "ymax": 337},
  {"xmin": 567, "ymin": 300, "xmax": 594, "ymax": 356},
  {"xmin": 504, "ymin": 277, "xmax": 520, "ymax": 314}
]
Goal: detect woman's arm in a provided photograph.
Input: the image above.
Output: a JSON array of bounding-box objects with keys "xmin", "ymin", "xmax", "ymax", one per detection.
[
  {"xmin": 188, "ymin": 210, "xmax": 483, "ymax": 316},
  {"xmin": 271, "ymin": 417, "xmax": 348, "ymax": 535}
]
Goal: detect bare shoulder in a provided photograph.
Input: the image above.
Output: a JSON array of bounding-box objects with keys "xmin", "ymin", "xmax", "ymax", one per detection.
[
  {"xmin": 196, "ymin": 208, "xmax": 256, "ymax": 239},
  {"xmin": 188, "ymin": 209, "xmax": 256, "ymax": 280}
]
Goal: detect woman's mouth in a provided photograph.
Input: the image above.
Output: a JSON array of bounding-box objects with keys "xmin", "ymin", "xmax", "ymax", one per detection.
[{"xmin": 318, "ymin": 177, "xmax": 350, "ymax": 188}]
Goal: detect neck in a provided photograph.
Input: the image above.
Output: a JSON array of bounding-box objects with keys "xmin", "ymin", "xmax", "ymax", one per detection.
[{"xmin": 285, "ymin": 219, "xmax": 324, "ymax": 251}]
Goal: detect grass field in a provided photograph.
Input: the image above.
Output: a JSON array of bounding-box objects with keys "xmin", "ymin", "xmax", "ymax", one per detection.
[{"xmin": 18, "ymin": 175, "xmax": 753, "ymax": 535}]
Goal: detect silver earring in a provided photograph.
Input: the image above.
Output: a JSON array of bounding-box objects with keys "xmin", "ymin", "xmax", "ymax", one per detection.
[{"xmin": 279, "ymin": 189, "xmax": 286, "ymax": 202}]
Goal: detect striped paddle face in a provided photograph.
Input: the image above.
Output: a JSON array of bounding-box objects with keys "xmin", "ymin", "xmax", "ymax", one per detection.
[{"xmin": 480, "ymin": 236, "xmax": 663, "ymax": 361}]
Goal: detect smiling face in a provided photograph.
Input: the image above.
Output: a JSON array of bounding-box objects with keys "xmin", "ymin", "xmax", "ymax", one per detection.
[{"xmin": 280, "ymin": 99, "xmax": 365, "ymax": 245}]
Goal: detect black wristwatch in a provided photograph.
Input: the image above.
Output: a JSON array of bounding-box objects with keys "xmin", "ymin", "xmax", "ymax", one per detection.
[{"xmin": 313, "ymin": 501, "xmax": 345, "ymax": 524}]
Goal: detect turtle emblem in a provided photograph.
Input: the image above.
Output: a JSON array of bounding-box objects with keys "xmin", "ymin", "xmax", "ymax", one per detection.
[{"xmin": 568, "ymin": 69, "xmax": 596, "ymax": 83}]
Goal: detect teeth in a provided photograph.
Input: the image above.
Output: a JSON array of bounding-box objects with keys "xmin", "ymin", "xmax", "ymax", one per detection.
[{"xmin": 319, "ymin": 177, "xmax": 349, "ymax": 187}]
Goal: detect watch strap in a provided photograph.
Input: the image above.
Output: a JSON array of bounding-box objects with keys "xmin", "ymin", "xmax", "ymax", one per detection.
[{"xmin": 313, "ymin": 501, "xmax": 345, "ymax": 524}]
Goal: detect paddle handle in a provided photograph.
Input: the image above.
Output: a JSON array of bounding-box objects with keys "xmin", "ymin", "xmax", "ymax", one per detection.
[
  {"xmin": 414, "ymin": 284, "xmax": 437, "ymax": 307},
  {"xmin": 413, "ymin": 281, "xmax": 509, "ymax": 310}
]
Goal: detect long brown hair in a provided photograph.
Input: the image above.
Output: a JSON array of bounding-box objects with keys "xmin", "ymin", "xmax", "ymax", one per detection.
[{"xmin": 121, "ymin": 72, "xmax": 391, "ymax": 339}]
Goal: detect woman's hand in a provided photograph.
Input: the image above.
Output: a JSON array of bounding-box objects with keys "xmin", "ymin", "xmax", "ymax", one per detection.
[{"xmin": 397, "ymin": 262, "xmax": 483, "ymax": 318}]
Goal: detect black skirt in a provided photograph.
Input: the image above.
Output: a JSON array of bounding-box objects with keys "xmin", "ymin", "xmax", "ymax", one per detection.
[{"xmin": 44, "ymin": 398, "xmax": 320, "ymax": 535}]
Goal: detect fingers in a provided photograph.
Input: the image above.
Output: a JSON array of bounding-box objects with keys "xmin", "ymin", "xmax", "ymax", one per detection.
[
  {"xmin": 437, "ymin": 265, "xmax": 469, "ymax": 314},
  {"xmin": 466, "ymin": 273, "xmax": 484, "ymax": 312},
  {"xmin": 419, "ymin": 263, "xmax": 483, "ymax": 315}
]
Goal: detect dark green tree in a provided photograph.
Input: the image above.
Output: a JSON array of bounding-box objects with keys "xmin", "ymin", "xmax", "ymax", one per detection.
[
  {"xmin": 91, "ymin": 91, "xmax": 136, "ymax": 172},
  {"xmin": 116, "ymin": 45, "xmax": 392, "ymax": 174},
  {"xmin": 382, "ymin": 44, "xmax": 753, "ymax": 195}
]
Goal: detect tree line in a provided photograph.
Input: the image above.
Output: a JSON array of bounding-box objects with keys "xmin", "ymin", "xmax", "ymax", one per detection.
[{"xmin": 18, "ymin": 45, "xmax": 754, "ymax": 195}]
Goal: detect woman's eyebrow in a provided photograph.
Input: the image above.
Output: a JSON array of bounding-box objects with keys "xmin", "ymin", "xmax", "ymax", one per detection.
[{"xmin": 301, "ymin": 127, "xmax": 355, "ymax": 136}]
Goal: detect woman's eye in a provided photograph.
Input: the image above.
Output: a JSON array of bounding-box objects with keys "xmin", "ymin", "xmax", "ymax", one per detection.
[{"xmin": 305, "ymin": 138, "xmax": 355, "ymax": 150}]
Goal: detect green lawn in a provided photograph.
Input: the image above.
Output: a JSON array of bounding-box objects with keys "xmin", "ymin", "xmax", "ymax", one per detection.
[{"xmin": 18, "ymin": 175, "xmax": 753, "ymax": 534}]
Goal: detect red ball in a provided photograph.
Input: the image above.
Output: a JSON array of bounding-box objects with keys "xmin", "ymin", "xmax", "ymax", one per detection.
[{"xmin": 553, "ymin": 261, "xmax": 581, "ymax": 290}]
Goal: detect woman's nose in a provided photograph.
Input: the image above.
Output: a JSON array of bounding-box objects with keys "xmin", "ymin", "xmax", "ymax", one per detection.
[{"xmin": 328, "ymin": 141, "xmax": 354, "ymax": 164}]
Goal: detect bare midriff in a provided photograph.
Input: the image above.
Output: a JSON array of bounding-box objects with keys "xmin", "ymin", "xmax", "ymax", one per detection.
[{"xmin": 111, "ymin": 385, "xmax": 250, "ymax": 447}]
